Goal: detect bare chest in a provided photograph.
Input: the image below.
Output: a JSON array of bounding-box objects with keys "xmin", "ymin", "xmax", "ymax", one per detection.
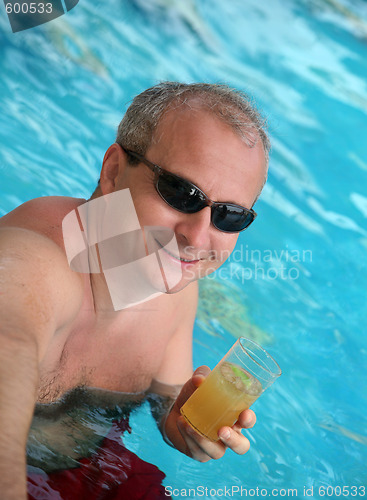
[{"xmin": 37, "ymin": 298, "xmax": 179, "ymax": 403}]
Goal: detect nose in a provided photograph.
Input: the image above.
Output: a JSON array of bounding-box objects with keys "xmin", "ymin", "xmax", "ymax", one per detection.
[{"xmin": 175, "ymin": 206, "xmax": 213, "ymax": 250}]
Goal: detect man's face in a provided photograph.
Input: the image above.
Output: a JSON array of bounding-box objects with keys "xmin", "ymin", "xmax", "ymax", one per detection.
[{"xmin": 115, "ymin": 107, "xmax": 267, "ymax": 293}]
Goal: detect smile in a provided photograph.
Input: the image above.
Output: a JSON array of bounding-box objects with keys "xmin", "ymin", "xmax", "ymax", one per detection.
[
  {"xmin": 154, "ymin": 239, "xmax": 200, "ymax": 264},
  {"xmin": 161, "ymin": 245, "xmax": 198, "ymax": 263}
]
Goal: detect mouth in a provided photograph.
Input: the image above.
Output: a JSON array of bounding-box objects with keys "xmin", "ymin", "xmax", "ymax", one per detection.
[{"xmin": 155, "ymin": 239, "xmax": 200, "ymax": 264}]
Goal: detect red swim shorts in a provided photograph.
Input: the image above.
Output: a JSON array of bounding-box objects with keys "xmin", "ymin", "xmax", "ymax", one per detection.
[{"xmin": 27, "ymin": 419, "xmax": 169, "ymax": 499}]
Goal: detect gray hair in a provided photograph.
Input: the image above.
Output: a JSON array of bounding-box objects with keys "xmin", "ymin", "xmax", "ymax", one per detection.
[{"xmin": 116, "ymin": 82, "xmax": 270, "ymax": 166}]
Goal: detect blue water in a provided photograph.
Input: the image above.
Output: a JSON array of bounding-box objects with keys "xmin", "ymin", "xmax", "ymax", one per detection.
[{"xmin": 1, "ymin": 0, "xmax": 367, "ymax": 498}]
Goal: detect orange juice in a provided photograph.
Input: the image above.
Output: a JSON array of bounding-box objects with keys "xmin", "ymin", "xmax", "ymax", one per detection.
[{"xmin": 180, "ymin": 362, "xmax": 262, "ymax": 441}]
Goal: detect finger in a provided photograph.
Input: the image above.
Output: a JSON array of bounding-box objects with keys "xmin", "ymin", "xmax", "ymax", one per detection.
[
  {"xmin": 232, "ymin": 422, "xmax": 245, "ymax": 435},
  {"xmin": 218, "ymin": 426, "xmax": 251, "ymax": 455},
  {"xmin": 237, "ymin": 409, "xmax": 256, "ymax": 429},
  {"xmin": 174, "ymin": 366, "xmax": 211, "ymax": 408},
  {"xmin": 176, "ymin": 418, "xmax": 211, "ymax": 462},
  {"xmin": 191, "ymin": 365, "xmax": 211, "ymax": 388},
  {"xmin": 177, "ymin": 425, "xmax": 211, "ymax": 462},
  {"xmin": 177, "ymin": 417, "xmax": 226, "ymax": 461}
]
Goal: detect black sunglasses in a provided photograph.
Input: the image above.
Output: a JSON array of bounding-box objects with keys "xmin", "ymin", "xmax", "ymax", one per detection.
[{"xmin": 122, "ymin": 147, "xmax": 257, "ymax": 233}]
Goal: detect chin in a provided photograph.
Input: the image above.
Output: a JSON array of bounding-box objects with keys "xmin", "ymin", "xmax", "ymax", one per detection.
[{"xmin": 164, "ymin": 276, "xmax": 197, "ymax": 294}]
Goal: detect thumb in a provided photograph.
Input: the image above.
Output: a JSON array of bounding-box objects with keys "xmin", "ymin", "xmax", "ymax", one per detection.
[
  {"xmin": 174, "ymin": 365, "xmax": 211, "ymax": 409},
  {"xmin": 192, "ymin": 365, "xmax": 211, "ymax": 387}
]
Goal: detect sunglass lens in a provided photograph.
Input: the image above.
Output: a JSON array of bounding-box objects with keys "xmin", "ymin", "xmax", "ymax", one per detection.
[
  {"xmin": 212, "ymin": 204, "xmax": 254, "ymax": 232},
  {"xmin": 155, "ymin": 170, "xmax": 254, "ymax": 233},
  {"xmin": 157, "ymin": 173, "xmax": 206, "ymax": 213}
]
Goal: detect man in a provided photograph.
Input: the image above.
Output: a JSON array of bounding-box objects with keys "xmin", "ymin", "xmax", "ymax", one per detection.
[{"xmin": 0, "ymin": 82, "xmax": 269, "ymax": 499}]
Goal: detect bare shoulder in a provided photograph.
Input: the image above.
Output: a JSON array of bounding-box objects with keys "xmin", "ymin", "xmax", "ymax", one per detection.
[
  {"xmin": 0, "ymin": 227, "xmax": 84, "ymax": 348},
  {"xmin": 0, "ymin": 225, "xmax": 84, "ymax": 295},
  {"xmin": 0, "ymin": 196, "xmax": 86, "ymax": 247},
  {"xmin": 0, "ymin": 225, "xmax": 73, "ymax": 266},
  {"xmin": 0, "ymin": 196, "xmax": 86, "ymax": 220}
]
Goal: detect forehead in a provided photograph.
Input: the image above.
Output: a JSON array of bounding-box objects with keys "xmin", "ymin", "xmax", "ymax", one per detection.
[
  {"xmin": 152, "ymin": 104, "xmax": 240, "ymax": 149},
  {"xmin": 146, "ymin": 107, "xmax": 267, "ymax": 206}
]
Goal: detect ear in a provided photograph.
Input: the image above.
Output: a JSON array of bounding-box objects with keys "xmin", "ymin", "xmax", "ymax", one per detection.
[{"xmin": 99, "ymin": 143, "xmax": 128, "ymax": 195}]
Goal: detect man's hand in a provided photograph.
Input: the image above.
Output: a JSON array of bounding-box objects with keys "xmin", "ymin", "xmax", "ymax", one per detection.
[{"xmin": 163, "ymin": 366, "xmax": 256, "ymax": 462}]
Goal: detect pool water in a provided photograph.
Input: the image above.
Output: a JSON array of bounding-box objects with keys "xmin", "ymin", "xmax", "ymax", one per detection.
[{"xmin": 1, "ymin": 0, "xmax": 367, "ymax": 498}]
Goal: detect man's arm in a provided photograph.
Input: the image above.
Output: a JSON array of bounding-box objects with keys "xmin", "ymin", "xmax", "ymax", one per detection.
[
  {"xmin": 148, "ymin": 280, "xmax": 256, "ymax": 461},
  {"xmin": 0, "ymin": 228, "xmax": 83, "ymax": 500},
  {"xmin": 147, "ymin": 281, "xmax": 197, "ymax": 444}
]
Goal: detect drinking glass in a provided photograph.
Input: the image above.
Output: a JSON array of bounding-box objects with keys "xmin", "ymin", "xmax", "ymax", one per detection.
[{"xmin": 180, "ymin": 337, "xmax": 281, "ymax": 441}]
